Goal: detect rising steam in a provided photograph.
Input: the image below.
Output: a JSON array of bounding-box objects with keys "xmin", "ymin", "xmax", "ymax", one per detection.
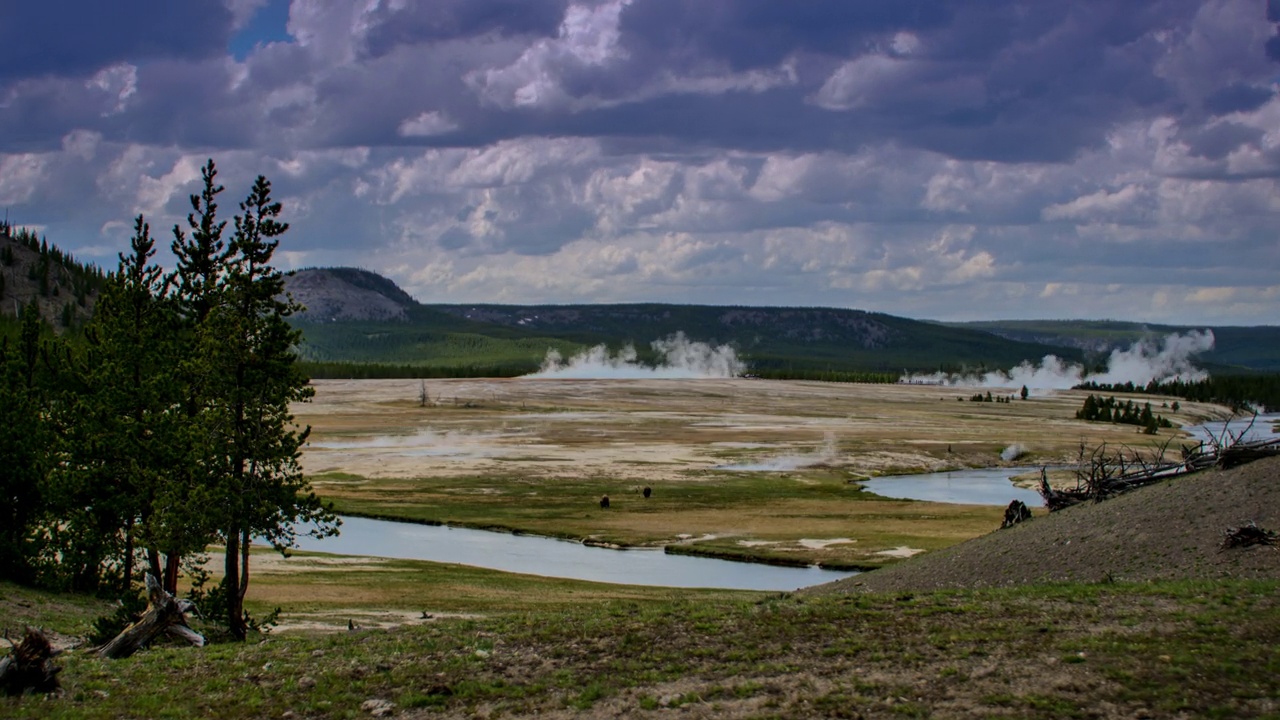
[
  {"xmin": 525, "ymin": 332, "xmax": 745, "ymax": 379},
  {"xmin": 902, "ymin": 330, "xmax": 1215, "ymax": 392}
]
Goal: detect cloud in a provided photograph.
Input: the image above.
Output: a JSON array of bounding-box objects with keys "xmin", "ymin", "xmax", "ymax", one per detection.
[{"xmin": 0, "ymin": 0, "xmax": 1276, "ymax": 326}]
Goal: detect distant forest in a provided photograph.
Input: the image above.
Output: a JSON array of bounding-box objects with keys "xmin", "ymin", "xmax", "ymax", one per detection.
[{"xmin": 1077, "ymin": 376, "xmax": 1280, "ymax": 413}]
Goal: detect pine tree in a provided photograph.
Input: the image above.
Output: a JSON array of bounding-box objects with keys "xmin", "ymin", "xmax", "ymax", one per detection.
[
  {"xmin": 0, "ymin": 303, "xmax": 53, "ymax": 583},
  {"xmin": 72, "ymin": 216, "xmax": 188, "ymax": 592},
  {"xmin": 200, "ymin": 172, "xmax": 337, "ymax": 639}
]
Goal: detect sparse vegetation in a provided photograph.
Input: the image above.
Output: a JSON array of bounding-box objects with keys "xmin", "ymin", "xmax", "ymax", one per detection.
[{"xmin": 3, "ymin": 576, "xmax": 1276, "ymax": 719}]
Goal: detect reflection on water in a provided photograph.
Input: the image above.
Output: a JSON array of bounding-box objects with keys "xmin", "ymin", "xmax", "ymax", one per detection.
[
  {"xmin": 859, "ymin": 467, "xmax": 1047, "ymax": 507},
  {"xmin": 294, "ymin": 516, "xmax": 855, "ymax": 591},
  {"xmin": 1183, "ymin": 413, "xmax": 1280, "ymax": 447}
]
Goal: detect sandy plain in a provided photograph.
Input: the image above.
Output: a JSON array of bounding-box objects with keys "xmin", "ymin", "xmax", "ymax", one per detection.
[
  {"xmin": 297, "ymin": 377, "xmax": 1219, "ymax": 481},
  {"xmin": 291, "ymin": 378, "xmax": 1226, "ymax": 568}
]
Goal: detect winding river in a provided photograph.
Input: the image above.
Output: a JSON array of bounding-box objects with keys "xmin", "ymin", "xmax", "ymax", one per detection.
[
  {"xmin": 295, "ymin": 416, "xmax": 1276, "ymax": 590},
  {"xmin": 293, "ymin": 516, "xmax": 854, "ymax": 591}
]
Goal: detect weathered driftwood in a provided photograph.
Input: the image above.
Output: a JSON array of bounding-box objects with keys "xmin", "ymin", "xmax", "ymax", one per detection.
[
  {"xmin": 1217, "ymin": 439, "xmax": 1280, "ymax": 470},
  {"xmin": 1038, "ymin": 435, "xmax": 1280, "ymax": 512},
  {"xmin": 1221, "ymin": 521, "xmax": 1278, "ymax": 550},
  {"xmin": 0, "ymin": 629, "xmax": 61, "ymax": 696},
  {"xmin": 97, "ymin": 574, "xmax": 204, "ymax": 660}
]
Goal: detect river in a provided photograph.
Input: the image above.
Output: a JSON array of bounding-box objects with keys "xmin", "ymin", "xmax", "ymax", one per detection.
[{"xmin": 293, "ymin": 516, "xmax": 854, "ymax": 591}]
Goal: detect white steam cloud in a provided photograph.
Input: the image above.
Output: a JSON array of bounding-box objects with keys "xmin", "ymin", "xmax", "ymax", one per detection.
[
  {"xmin": 525, "ymin": 332, "xmax": 745, "ymax": 379},
  {"xmin": 903, "ymin": 331, "xmax": 1215, "ymax": 391}
]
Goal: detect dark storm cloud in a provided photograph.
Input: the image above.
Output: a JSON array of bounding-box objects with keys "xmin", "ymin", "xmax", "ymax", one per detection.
[
  {"xmin": 1182, "ymin": 122, "xmax": 1265, "ymax": 160},
  {"xmin": 617, "ymin": 0, "xmax": 945, "ymax": 69},
  {"xmin": 0, "ymin": 1, "xmax": 233, "ymax": 83},
  {"xmin": 1204, "ymin": 83, "xmax": 1275, "ymax": 114},
  {"xmin": 2, "ymin": 0, "xmax": 1278, "ymax": 324},
  {"xmin": 361, "ymin": 0, "xmax": 567, "ymax": 58}
]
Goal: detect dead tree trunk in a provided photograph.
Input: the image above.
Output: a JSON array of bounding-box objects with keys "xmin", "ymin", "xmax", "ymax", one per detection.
[
  {"xmin": 0, "ymin": 629, "xmax": 60, "ymax": 696},
  {"xmin": 97, "ymin": 574, "xmax": 205, "ymax": 659}
]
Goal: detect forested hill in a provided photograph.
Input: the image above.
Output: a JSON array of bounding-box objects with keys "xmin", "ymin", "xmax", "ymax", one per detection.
[
  {"xmin": 427, "ymin": 303, "xmax": 1076, "ymax": 374},
  {"xmin": 285, "ymin": 267, "xmax": 1082, "ymax": 375},
  {"xmin": 949, "ymin": 320, "xmax": 1280, "ymax": 372},
  {"xmin": 0, "ymin": 223, "xmax": 107, "ymax": 332}
]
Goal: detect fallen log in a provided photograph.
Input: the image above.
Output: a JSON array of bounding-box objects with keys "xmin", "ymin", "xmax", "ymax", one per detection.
[
  {"xmin": 0, "ymin": 629, "xmax": 60, "ymax": 696},
  {"xmin": 97, "ymin": 574, "xmax": 204, "ymax": 660},
  {"xmin": 1217, "ymin": 439, "xmax": 1280, "ymax": 470},
  {"xmin": 1221, "ymin": 521, "xmax": 1278, "ymax": 550}
]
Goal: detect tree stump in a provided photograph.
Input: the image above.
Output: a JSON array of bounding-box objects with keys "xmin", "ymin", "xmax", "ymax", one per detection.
[
  {"xmin": 0, "ymin": 629, "xmax": 60, "ymax": 696},
  {"xmin": 97, "ymin": 574, "xmax": 205, "ymax": 659},
  {"xmin": 1001, "ymin": 500, "xmax": 1032, "ymax": 529}
]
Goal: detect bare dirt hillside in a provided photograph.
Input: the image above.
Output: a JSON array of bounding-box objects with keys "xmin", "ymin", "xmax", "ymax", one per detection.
[{"xmin": 813, "ymin": 455, "xmax": 1280, "ymax": 595}]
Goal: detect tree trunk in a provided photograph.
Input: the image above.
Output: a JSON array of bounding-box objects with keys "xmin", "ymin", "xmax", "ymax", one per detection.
[
  {"xmin": 225, "ymin": 530, "xmax": 246, "ymax": 640},
  {"xmin": 147, "ymin": 547, "xmax": 162, "ymax": 583},
  {"xmin": 122, "ymin": 518, "xmax": 135, "ymax": 592},
  {"xmin": 163, "ymin": 552, "xmax": 180, "ymax": 595},
  {"xmin": 97, "ymin": 574, "xmax": 204, "ymax": 660}
]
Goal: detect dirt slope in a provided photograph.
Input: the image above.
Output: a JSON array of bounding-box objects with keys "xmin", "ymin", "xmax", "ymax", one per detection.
[{"xmin": 813, "ymin": 455, "xmax": 1280, "ymax": 595}]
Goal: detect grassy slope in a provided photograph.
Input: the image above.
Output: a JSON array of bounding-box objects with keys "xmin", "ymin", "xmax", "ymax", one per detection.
[
  {"xmin": 3, "ymin": 579, "xmax": 1276, "ymax": 719},
  {"xmin": 6, "ymin": 461, "xmax": 1280, "ymax": 717}
]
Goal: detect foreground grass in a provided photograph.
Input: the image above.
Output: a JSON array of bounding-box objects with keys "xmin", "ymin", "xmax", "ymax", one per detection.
[
  {"xmin": 229, "ymin": 548, "xmax": 755, "ymax": 623},
  {"xmin": 4, "ymin": 579, "xmax": 1277, "ymax": 719},
  {"xmin": 0, "ymin": 581, "xmax": 113, "ymax": 638}
]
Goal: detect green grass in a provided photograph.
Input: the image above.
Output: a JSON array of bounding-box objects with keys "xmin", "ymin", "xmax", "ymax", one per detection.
[
  {"xmin": 0, "ymin": 581, "xmax": 114, "ymax": 637},
  {"xmin": 311, "ymin": 469, "xmax": 1002, "ymax": 569},
  {"xmin": 4, "ymin": 579, "xmax": 1276, "ymax": 719}
]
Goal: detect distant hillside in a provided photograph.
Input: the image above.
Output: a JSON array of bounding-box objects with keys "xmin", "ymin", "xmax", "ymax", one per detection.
[
  {"xmin": 428, "ymin": 303, "xmax": 1077, "ymax": 373},
  {"xmin": 284, "ymin": 268, "xmax": 1085, "ymax": 375},
  {"xmin": 952, "ymin": 319, "xmax": 1280, "ymax": 371},
  {"xmin": 0, "ymin": 223, "xmax": 106, "ymax": 333},
  {"xmin": 287, "ymin": 267, "xmax": 417, "ymax": 322}
]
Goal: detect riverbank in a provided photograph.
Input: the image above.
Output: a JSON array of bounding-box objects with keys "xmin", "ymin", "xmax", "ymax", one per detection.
[
  {"xmin": 298, "ymin": 378, "xmax": 1221, "ymax": 568},
  {"xmin": 6, "ymin": 456, "xmax": 1278, "ymax": 718},
  {"xmin": 814, "ymin": 455, "xmax": 1280, "ymax": 595}
]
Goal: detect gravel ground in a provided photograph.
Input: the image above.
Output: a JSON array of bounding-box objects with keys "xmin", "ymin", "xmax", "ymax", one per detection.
[{"xmin": 813, "ymin": 455, "xmax": 1280, "ymax": 595}]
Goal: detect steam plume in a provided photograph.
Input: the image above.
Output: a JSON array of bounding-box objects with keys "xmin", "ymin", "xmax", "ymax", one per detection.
[
  {"xmin": 902, "ymin": 331, "xmax": 1215, "ymax": 391},
  {"xmin": 526, "ymin": 332, "xmax": 745, "ymax": 379}
]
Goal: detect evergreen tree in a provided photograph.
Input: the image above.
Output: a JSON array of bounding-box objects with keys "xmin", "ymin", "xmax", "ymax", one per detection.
[
  {"xmin": 73, "ymin": 216, "xmax": 187, "ymax": 592},
  {"xmin": 165, "ymin": 160, "xmax": 234, "ymax": 594},
  {"xmin": 0, "ymin": 303, "xmax": 52, "ymax": 583},
  {"xmin": 199, "ymin": 172, "xmax": 337, "ymax": 639}
]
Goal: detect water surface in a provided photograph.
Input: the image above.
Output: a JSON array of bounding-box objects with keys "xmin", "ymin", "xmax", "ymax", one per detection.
[
  {"xmin": 294, "ymin": 516, "xmax": 855, "ymax": 591},
  {"xmin": 858, "ymin": 466, "xmax": 1046, "ymax": 507}
]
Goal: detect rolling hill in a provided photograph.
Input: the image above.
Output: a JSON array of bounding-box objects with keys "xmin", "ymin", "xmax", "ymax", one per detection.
[{"xmin": 285, "ymin": 267, "xmax": 1085, "ymax": 375}]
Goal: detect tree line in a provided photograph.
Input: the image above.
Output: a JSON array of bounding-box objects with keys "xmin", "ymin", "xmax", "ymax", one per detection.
[
  {"xmin": 1074, "ymin": 394, "xmax": 1174, "ymax": 434},
  {"xmin": 1076, "ymin": 375, "xmax": 1280, "ymax": 414},
  {"xmin": 0, "ymin": 161, "xmax": 337, "ymax": 640}
]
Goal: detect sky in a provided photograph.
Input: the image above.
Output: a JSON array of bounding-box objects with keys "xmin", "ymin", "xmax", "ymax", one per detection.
[{"xmin": 1, "ymin": 0, "xmax": 1279, "ymax": 325}]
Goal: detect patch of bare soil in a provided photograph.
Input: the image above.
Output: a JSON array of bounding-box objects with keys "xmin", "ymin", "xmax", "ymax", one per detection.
[{"xmin": 815, "ymin": 456, "xmax": 1280, "ymax": 595}]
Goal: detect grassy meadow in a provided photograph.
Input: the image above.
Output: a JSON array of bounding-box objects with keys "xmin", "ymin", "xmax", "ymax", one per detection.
[
  {"xmin": 294, "ymin": 377, "xmax": 1225, "ymax": 569},
  {"xmin": 4, "ymin": 576, "xmax": 1277, "ymax": 719}
]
